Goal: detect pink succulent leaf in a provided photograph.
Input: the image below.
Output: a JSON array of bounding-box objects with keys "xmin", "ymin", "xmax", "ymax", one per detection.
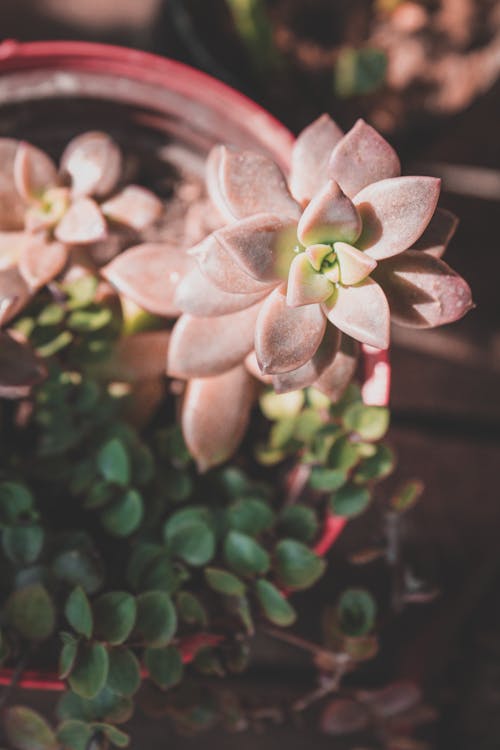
[
  {"xmin": 355, "ymin": 176, "xmax": 441, "ymax": 260},
  {"xmin": 297, "ymin": 180, "xmax": 362, "ymax": 246},
  {"xmin": 19, "ymin": 238, "xmax": 68, "ymax": 291},
  {"xmin": 175, "ymin": 264, "xmax": 267, "ymax": 317},
  {"xmin": 167, "ymin": 302, "xmax": 262, "ymax": 379},
  {"xmin": 182, "ymin": 364, "xmax": 255, "ymax": 472},
  {"xmin": 272, "ymin": 325, "xmax": 341, "ymax": 393},
  {"xmin": 215, "ymin": 213, "xmax": 297, "ymax": 283},
  {"xmin": 0, "ymin": 266, "xmax": 31, "ymax": 326},
  {"xmin": 410, "ymin": 207, "xmax": 459, "ymax": 258},
  {"xmin": 373, "ymin": 249, "xmax": 474, "ymax": 328},
  {"xmin": 289, "ymin": 114, "xmax": 344, "ymax": 206},
  {"xmin": 209, "ymin": 145, "xmax": 301, "ymax": 221},
  {"xmin": 13, "ymin": 141, "xmax": 58, "ymax": 203},
  {"xmin": 0, "ymin": 139, "xmax": 28, "ymax": 230},
  {"xmin": 124, "ymin": 378, "xmax": 167, "ymax": 431},
  {"xmin": 102, "ymin": 242, "xmax": 194, "ymax": 317},
  {"xmin": 205, "ymin": 145, "xmax": 235, "ymax": 223},
  {"xmin": 60, "ymin": 131, "xmax": 122, "ymax": 198},
  {"xmin": 101, "ymin": 185, "xmax": 163, "ymax": 231},
  {"xmin": 0, "ymin": 231, "xmax": 33, "ymax": 269},
  {"xmin": 244, "ymin": 351, "xmax": 273, "ymax": 383},
  {"xmin": 313, "ymin": 336, "xmax": 359, "ymax": 402},
  {"xmin": 286, "ymin": 252, "xmax": 334, "ymax": 307},
  {"xmin": 334, "ymin": 242, "xmax": 377, "ymax": 286},
  {"xmin": 305, "ymin": 243, "xmax": 332, "ymax": 271},
  {"xmin": 255, "ymin": 285, "xmax": 326, "ymax": 374},
  {"xmin": 191, "ymin": 233, "xmax": 277, "ymax": 295},
  {"xmin": 86, "ymin": 230, "xmax": 135, "ymax": 267},
  {"xmin": 54, "ymin": 197, "xmax": 107, "ymax": 245},
  {"xmin": 328, "ymin": 119, "xmax": 401, "ymax": 198},
  {"xmin": 95, "ymin": 330, "xmax": 170, "ymax": 382},
  {"xmin": 0, "ymin": 331, "xmax": 47, "ymax": 398},
  {"xmin": 323, "ymin": 278, "xmax": 390, "ymax": 349}
]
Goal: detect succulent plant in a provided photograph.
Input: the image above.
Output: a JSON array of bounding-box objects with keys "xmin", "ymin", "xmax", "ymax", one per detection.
[{"xmin": 166, "ymin": 115, "xmax": 473, "ymax": 470}]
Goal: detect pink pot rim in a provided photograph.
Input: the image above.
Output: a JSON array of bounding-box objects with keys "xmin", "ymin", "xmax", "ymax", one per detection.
[{"xmin": 0, "ymin": 41, "xmax": 390, "ymax": 692}]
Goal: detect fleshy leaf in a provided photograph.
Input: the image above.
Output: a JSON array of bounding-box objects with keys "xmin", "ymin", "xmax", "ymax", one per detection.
[
  {"xmin": 4, "ymin": 706, "xmax": 58, "ymax": 750},
  {"xmin": 0, "ymin": 266, "xmax": 31, "ymax": 326},
  {"xmin": 61, "ymin": 131, "xmax": 122, "ymax": 198},
  {"xmin": 334, "ymin": 242, "xmax": 377, "ymax": 285},
  {"xmin": 54, "ymin": 197, "xmax": 107, "ymax": 245},
  {"xmin": 101, "ymin": 185, "xmax": 163, "ymax": 230},
  {"xmin": 410, "ymin": 207, "xmax": 458, "ymax": 258},
  {"xmin": 175, "ymin": 264, "xmax": 267, "ymax": 317},
  {"xmin": 102, "ymin": 242, "xmax": 194, "ymax": 317},
  {"xmin": 373, "ymin": 249, "xmax": 474, "ymax": 328},
  {"xmin": 314, "ymin": 336, "xmax": 359, "ymax": 402},
  {"xmin": 19, "ymin": 239, "xmax": 68, "ymax": 291},
  {"xmin": 208, "ymin": 145, "xmax": 300, "ymax": 221},
  {"xmin": 255, "ymin": 286, "xmax": 326, "ymax": 374},
  {"xmin": 99, "ymin": 331, "xmax": 170, "ymax": 382},
  {"xmin": 297, "ymin": 180, "xmax": 361, "ymax": 246},
  {"xmin": 272, "ymin": 324, "xmax": 340, "ymax": 394},
  {"xmin": 181, "ymin": 365, "xmax": 254, "ymax": 471},
  {"xmin": 286, "ymin": 253, "xmax": 334, "ymax": 307},
  {"xmin": 324, "ymin": 278, "xmax": 390, "ymax": 349},
  {"xmin": 355, "ymin": 176, "xmax": 441, "ymax": 260},
  {"xmin": 0, "ymin": 139, "xmax": 26, "ymax": 229},
  {"xmin": 244, "ymin": 351, "xmax": 273, "ymax": 383},
  {"xmin": 0, "ymin": 332, "xmax": 46, "ymax": 398},
  {"xmin": 13, "ymin": 141, "xmax": 58, "ymax": 203},
  {"xmin": 289, "ymin": 114, "xmax": 344, "ymax": 205},
  {"xmin": 167, "ymin": 303, "xmax": 261, "ymax": 378},
  {"xmin": 192, "ymin": 233, "xmax": 275, "ymax": 294},
  {"xmin": 328, "ymin": 119, "xmax": 401, "ymax": 198},
  {"xmin": 25, "ymin": 188, "xmax": 70, "ymax": 232},
  {"xmin": 215, "ymin": 213, "xmax": 297, "ymax": 282}
]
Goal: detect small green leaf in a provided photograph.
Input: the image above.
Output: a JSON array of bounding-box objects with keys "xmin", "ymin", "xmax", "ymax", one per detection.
[
  {"xmin": 354, "ymin": 443, "xmax": 395, "ymax": 483},
  {"xmin": 224, "ymin": 530, "xmax": 270, "ymax": 577},
  {"xmin": 390, "ymin": 479, "xmax": 424, "ymax": 513},
  {"xmin": 52, "ymin": 547, "xmax": 104, "ymax": 594},
  {"xmin": 338, "ymin": 588, "xmax": 377, "ymax": 637},
  {"xmin": 57, "ymin": 686, "xmax": 132, "ymax": 725},
  {"xmin": 328, "ymin": 435, "xmax": 359, "ymax": 472},
  {"xmin": 335, "ymin": 46, "xmax": 387, "ymax": 98},
  {"xmin": 343, "ymin": 402, "xmax": 390, "ymax": 441},
  {"xmin": 279, "ymin": 505, "xmax": 319, "ymax": 543},
  {"xmin": 92, "ymin": 722, "xmax": 129, "ymax": 748},
  {"xmin": 6, "ymin": 584, "xmax": 55, "ymax": 641},
  {"xmin": 163, "ymin": 516, "xmax": 215, "ymax": 567},
  {"xmin": 68, "ymin": 306, "xmax": 112, "ymax": 332},
  {"xmin": 4, "ymin": 706, "xmax": 58, "ymax": 750},
  {"xmin": 145, "ymin": 645, "xmax": 183, "ymax": 689},
  {"xmin": 59, "ymin": 635, "xmax": 78, "ymax": 679},
  {"xmin": 255, "ymin": 580, "xmax": 296, "ymax": 626},
  {"xmin": 309, "ymin": 467, "xmax": 347, "ymax": 492},
  {"xmin": 36, "ymin": 330, "xmax": 73, "ymax": 357},
  {"xmin": 38, "ymin": 302, "xmax": 65, "ymax": 326},
  {"xmin": 57, "ymin": 719, "xmax": 93, "ymax": 750},
  {"xmin": 93, "ymin": 592, "xmax": 136, "ymax": 645},
  {"xmin": 176, "ymin": 591, "xmax": 208, "ymax": 627},
  {"xmin": 260, "ymin": 388, "xmax": 304, "ymax": 420},
  {"xmin": 330, "ymin": 483, "xmax": 371, "ymax": 517},
  {"xmin": 97, "ymin": 438, "xmax": 130, "ymax": 486},
  {"xmin": 64, "ymin": 275, "xmax": 98, "ymax": 309},
  {"xmin": 275, "ymin": 539, "xmax": 326, "ymax": 590},
  {"xmin": 107, "ymin": 647, "xmax": 141, "ymax": 696},
  {"xmin": 135, "ymin": 591, "xmax": 177, "ymax": 647},
  {"xmin": 0, "ymin": 481, "xmax": 34, "ymax": 524},
  {"xmin": 269, "ymin": 416, "xmax": 296, "ymax": 449},
  {"xmin": 293, "ymin": 408, "xmax": 323, "ymax": 443},
  {"xmin": 69, "ymin": 642, "xmax": 109, "ymax": 699},
  {"xmin": 226, "ymin": 498, "xmax": 275, "ymax": 536},
  {"xmin": 65, "ymin": 586, "xmax": 93, "ymax": 639},
  {"xmin": 204, "ymin": 567, "xmax": 246, "ymax": 596},
  {"xmin": 100, "ymin": 489, "xmax": 143, "ymax": 537},
  {"xmin": 2, "ymin": 525, "xmax": 44, "ymax": 565}
]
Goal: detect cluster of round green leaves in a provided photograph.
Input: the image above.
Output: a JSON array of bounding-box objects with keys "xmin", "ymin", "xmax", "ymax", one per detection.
[{"xmin": 258, "ymin": 383, "xmax": 394, "ymax": 519}]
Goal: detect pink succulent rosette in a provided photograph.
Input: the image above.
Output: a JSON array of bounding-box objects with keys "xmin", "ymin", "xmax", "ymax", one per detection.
[
  {"xmin": 0, "ymin": 131, "xmax": 176, "ymax": 397},
  {"xmin": 167, "ymin": 115, "xmax": 473, "ymax": 470}
]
